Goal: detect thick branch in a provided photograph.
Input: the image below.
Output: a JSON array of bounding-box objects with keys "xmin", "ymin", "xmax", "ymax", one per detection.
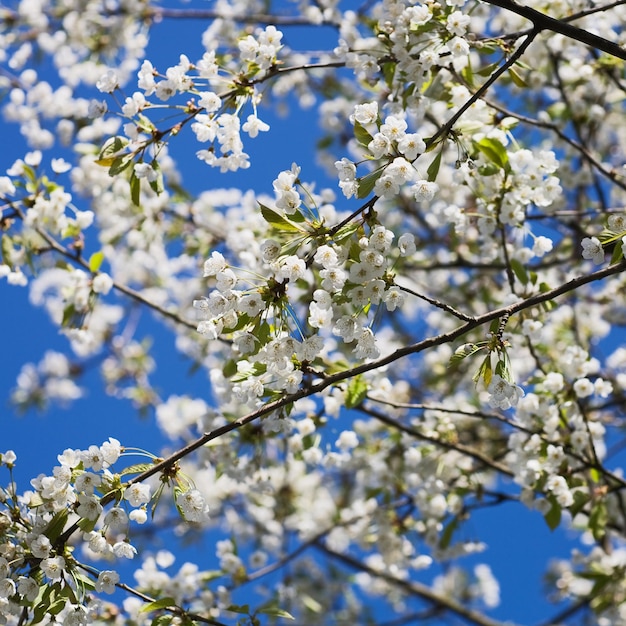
[{"xmin": 482, "ymin": 0, "xmax": 626, "ymax": 61}]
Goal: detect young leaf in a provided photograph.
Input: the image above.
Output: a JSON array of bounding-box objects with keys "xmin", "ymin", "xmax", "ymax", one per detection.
[
  {"xmin": 149, "ymin": 160, "xmax": 165, "ymax": 195},
  {"xmin": 139, "ymin": 597, "xmax": 177, "ymax": 613},
  {"xmin": 357, "ymin": 170, "xmax": 382, "ymax": 199},
  {"xmin": 353, "ymin": 120, "xmax": 374, "ymax": 147},
  {"xmin": 259, "ymin": 203, "xmax": 303, "ymax": 232},
  {"xmin": 130, "ymin": 171, "xmax": 141, "ymax": 206},
  {"xmin": 95, "ymin": 136, "xmax": 129, "ymax": 167},
  {"xmin": 258, "ymin": 606, "xmax": 295, "ymax": 620},
  {"xmin": 345, "ymin": 375, "xmax": 368, "ymax": 408},
  {"xmin": 449, "ymin": 343, "xmax": 482, "ymax": 367},
  {"xmin": 510, "ymin": 259, "xmax": 528, "ymax": 285},
  {"xmin": 508, "ymin": 66, "xmax": 527, "ymax": 88},
  {"xmin": 226, "ymin": 604, "xmax": 251, "ymax": 615},
  {"xmin": 426, "ymin": 147, "xmax": 443, "ymax": 181},
  {"xmin": 544, "ymin": 498, "xmax": 562, "ymax": 531},
  {"xmin": 474, "ymin": 137, "xmax": 509, "ymax": 171},
  {"xmin": 88, "ymin": 251, "xmax": 105, "ymax": 273}
]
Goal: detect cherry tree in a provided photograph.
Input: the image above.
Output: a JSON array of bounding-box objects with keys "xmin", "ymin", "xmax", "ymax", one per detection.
[{"xmin": 2, "ymin": 0, "xmax": 626, "ymax": 623}]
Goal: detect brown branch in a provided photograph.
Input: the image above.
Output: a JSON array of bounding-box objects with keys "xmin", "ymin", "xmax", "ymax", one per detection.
[
  {"xmin": 482, "ymin": 0, "xmax": 626, "ymax": 61},
  {"xmin": 427, "ymin": 29, "xmax": 538, "ymax": 148},
  {"xmin": 315, "ymin": 541, "xmax": 509, "ymax": 626},
  {"xmin": 126, "ymin": 259, "xmax": 626, "ymax": 489},
  {"xmin": 358, "ymin": 404, "xmax": 514, "ymax": 477}
]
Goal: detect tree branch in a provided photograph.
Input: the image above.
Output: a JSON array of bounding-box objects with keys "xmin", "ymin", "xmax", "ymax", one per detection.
[
  {"xmin": 481, "ymin": 0, "xmax": 626, "ymax": 61},
  {"xmin": 315, "ymin": 541, "xmax": 509, "ymax": 626}
]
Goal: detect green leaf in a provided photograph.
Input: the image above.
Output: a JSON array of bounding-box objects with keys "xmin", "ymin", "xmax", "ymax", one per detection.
[
  {"xmin": 1, "ymin": 234, "xmax": 12, "ymax": 268},
  {"xmin": 590, "ymin": 467, "xmax": 601, "ymax": 483},
  {"xmin": 301, "ymin": 594, "xmax": 323, "ymax": 613},
  {"xmin": 473, "ymin": 354, "xmax": 493, "ymax": 387},
  {"xmin": 95, "ymin": 136, "xmax": 129, "ymax": 167},
  {"xmin": 589, "ymin": 501, "xmax": 608, "ymax": 541},
  {"xmin": 345, "ymin": 375, "xmax": 368, "ymax": 409},
  {"xmin": 449, "ymin": 342, "xmax": 483, "ymax": 367},
  {"xmin": 130, "ymin": 171, "xmax": 141, "ymax": 206},
  {"xmin": 544, "ymin": 498, "xmax": 562, "ymax": 531},
  {"xmin": 149, "ymin": 160, "xmax": 164, "ymax": 195},
  {"xmin": 119, "ymin": 463, "xmax": 156, "ymax": 477},
  {"xmin": 353, "ymin": 120, "xmax": 374, "ymax": 147},
  {"xmin": 226, "ymin": 604, "xmax": 251, "ymax": 615},
  {"xmin": 538, "ymin": 282, "xmax": 557, "ymax": 311},
  {"xmin": 476, "ymin": 61, "xmax": 501, "ymax": 77},
  {"xmin": 474, "ymin": 137, "xmax": 509, "ymax": 171},
  {"xmin": 139, "ymin": 597, "xmax": 177, "ymax": 613},
  {"xmin": 77, "ymin": 516, "xmax": 97, "ymax": 533},
  {"xmin": 48, "ymin": 598, "xmax": 67, "ymax": 616},
  {"xmin": 151, "ymin": 616, "xmax": 173, "ymax": 626},
  {"xmin": 88, "ymin": 251, "xmax": 105, "ymax": 273},
  {"xmin": 510, "ymin": 259, "xmax": 528, "ymax": 285},
  {"xmin": 426, "ymin": 147, "xmax": 443, "ymax": 182},
  {"xmin": 43, "ymin": 509, "xmax": 69, "ymax": 542},
  {"xmin": 108, "ymin": 155, "xmax": 134, "ymax": 177},
  {"xmin": 223, "ymin": 359, "xmax": 238, "ymax": 378},
  {"xmin": 259, "ymin": 203, "xmax": 303, "ymax": 232},
  {"xmin": 258, "ymin": 607, "xmax": 295, "ymax": 620},
  {"xmin": 439, "ymin": 516, "xmax": 459, "ymax": 549},
  {"xmin": 508, "ymin": 66, "xmax": 527, "ymax": 88},
  {"xmin": 357, "ymin": 170, "xmax": 382, "ymax": 199},
  {"xmin": 610, "ymin": 240, "xmax": 624, "ymax": 264}
]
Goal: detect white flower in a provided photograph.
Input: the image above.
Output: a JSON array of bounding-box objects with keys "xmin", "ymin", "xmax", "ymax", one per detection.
[
  {"xmin": 277, "ymin": 256, "xmax": 306, "ymax": 282},
  {"xmin": 129, "ymin": 508, "xmax": 148, "ymax": 524},
  {"xmin": 448, "ymin": 36, "xmax": 470, "ymax": 58},
  {"xmin": 198, "ymin": 91, "xmax": 221, "ymax": 113},
  {"xmin": 100, "ymin": 437, "xmax": 122, "ymax": 466},
  {"xmin": 487, "ymin": 375, "xmax": 524, "ymax": 410},
  {"xmin": 77, "ymin": 494, "xmax": 103, "ymax": 521},
  {"xmin": 242, "ymin": 114, "xmax": 269, "ymax": 138},
  {"xmin": 398, "ymin": 133, "xmax": 426, "ymax": 160},
  {"xmin": 81, "ymin": 445, "xmax": 104, "ymax": 471},
  {"xmin": 96, "ymin": 70, "xmax": 118, "ymax": 93},
  {"xmin": 336, "ymin": 430, "xmax": 359, "ymax": 450},
  {"xmin": 446, "ymin": 10, "xmax": 471, "ymax": 36},
  {"xmin": 96, "ymin": 570, "xmax": 119, "ymax": 594},
  {"xmin": 594, "ymin": 378, "xmax": 613, "ymax": 398},
  {"xmin": 354, "ymin": 327, "xmax": 380, "ymax": 359},
  {"xmin": 51, "ymin": 158, "xmax": 71, "ymax": 174},
  {"xmin": 398, "ymin": 233, "xmax": 417, "ymax": 256},
  {"xmin": 41, "ymin": 556, "xmax": 65, "ymax": 580},
  {"xmin": 581, "ymin": 237, "xmax": 604, "ymax": 264},
  {"xmin": 573, "ymin": 377, "xmax": 594, "ymax": 398},
  {"xmin": 30, "ymin": 534, "xmax": 52, "ymax": 558},
  {"xmin": 0, "ymin": 578, "xmax": 16, "ymax": 599},
  {"xmin": 335, "ymin": 158, "xmax": 356, "ymax": 181},
  {"xmin": 412, "ymin": 180, "xmax": 439, "ymax": 201},
  {"xmin": 368, "ymin": 133, "xmax": 392, "ymax": 159},
  {"xmin": 124, "ymin": 483, "xmax": 151, "ymax": 507},
  {"xmin": 176, "ymin": 489, "xmax": 210, "ymax": 522},
  {"xmin": 92, "ymin": 273, "xmax": 113, "ymax": 295},
  {"xmin": 532, "ymin": 236, "xmax": 553, "ymax": 257},
  {"xmin": 17, "ymin": 577, "xmax": 38, "ymax": 601},
  {"xmin": 383, "ymin": 287, "xmax": 404, "ymax": 311},
  {"xmin": 380, "ymin": 116, "xmax": 407, "ymax": 141},
  {"xmin": 350, "ymin": 102, "xmax": 378, "ymax": 125},
  {"xmin": 542, "ymin": 372, "xmax": 564, "ymax": 393},
  {"xmin": 104, "ymin": 507, "xmax": 129, "ymax": 530},
  {"xmin": 134, "ymin": 162, "xmax": 158, "ymax": 181}
]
